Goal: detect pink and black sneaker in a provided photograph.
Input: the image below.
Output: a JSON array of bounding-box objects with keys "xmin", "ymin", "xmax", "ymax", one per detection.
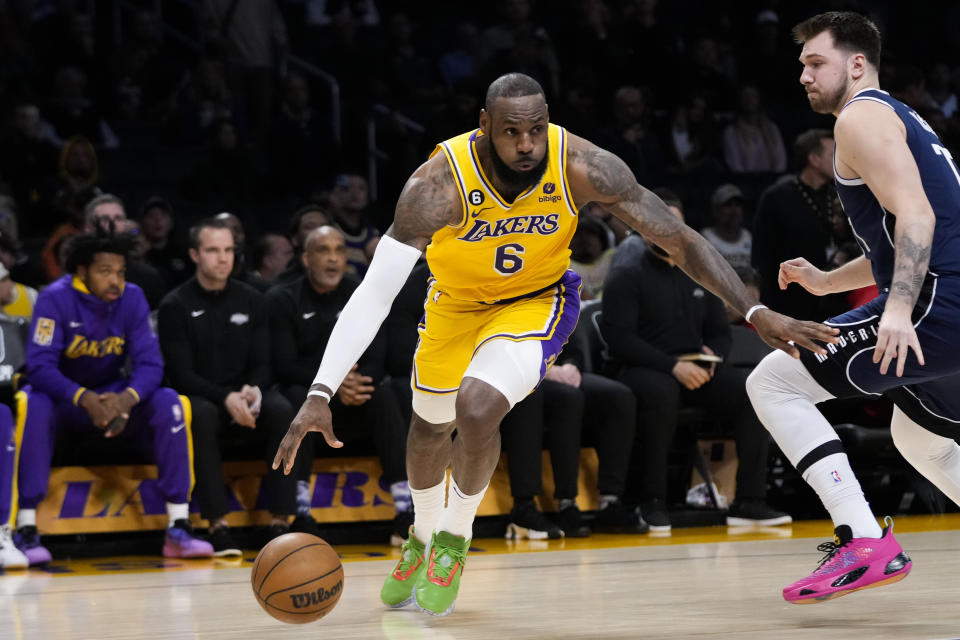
[{"xmin": 783, "ymin": 516, "xmax": 911, "ymax": 604}]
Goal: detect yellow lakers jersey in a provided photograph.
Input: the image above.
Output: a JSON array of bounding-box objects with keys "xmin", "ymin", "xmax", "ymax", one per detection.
[{"xmin": 425, "ymin": 123, "xmax": 579, "ymax": 302}]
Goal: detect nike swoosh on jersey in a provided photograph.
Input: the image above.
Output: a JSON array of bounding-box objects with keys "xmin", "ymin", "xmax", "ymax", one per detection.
[
  {"xmin": 191, "ymin": 310, "xmax": 205, "ymax": 318},
  {"xmin": 171, "ymin": 423, "xmax": 186, "ymax": 434},
  {"xmin": 471, "ymin": 206, "xmax": 495, "ymax": 218},
  {"xmin": 303, "ymin": 312, "xmax": 317, "ymax": 319}
]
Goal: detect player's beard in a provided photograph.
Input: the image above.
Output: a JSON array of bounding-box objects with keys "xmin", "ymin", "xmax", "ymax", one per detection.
[
  {"xmin": 489, "ymin": 141, "xmax": 549, "ymax": 194},
  {"xmin": 808, "ymin": 76, "xmax": 849, "ymax": 114}
]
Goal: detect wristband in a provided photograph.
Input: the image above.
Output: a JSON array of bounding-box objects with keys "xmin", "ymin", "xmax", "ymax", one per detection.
[
  {"xmin": 308, "ymin": 390, "xmax": 331, "ymax": 402},
  {"xmin": 745, "ymin": 304, "xmax": 768, "ymax": 323}
]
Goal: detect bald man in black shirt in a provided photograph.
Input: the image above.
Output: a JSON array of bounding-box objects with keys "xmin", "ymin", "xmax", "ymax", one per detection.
[{"xmin": 268, "ymin": 227, "xmax": 409, "ymax": 543}]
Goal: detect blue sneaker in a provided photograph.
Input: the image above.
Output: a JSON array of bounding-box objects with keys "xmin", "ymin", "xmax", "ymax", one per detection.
[
  {"xmin": 163, "ymin": 519, "xmax": 214, "ymax": 558},
  {"xmin": 13, "ymin": 525, "xmax": 51, "ymax": 566}
]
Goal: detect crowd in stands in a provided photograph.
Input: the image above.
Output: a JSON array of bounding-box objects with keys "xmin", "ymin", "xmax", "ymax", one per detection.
[{"xmin": 1, "ymin": 0, "xmax": 959, "ymax": 560}]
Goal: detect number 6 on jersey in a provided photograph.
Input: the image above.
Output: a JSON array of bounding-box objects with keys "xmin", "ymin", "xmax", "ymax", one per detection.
[{"xmin": 494, "ymin": 243, "xmax": 525, "ymax": 275}]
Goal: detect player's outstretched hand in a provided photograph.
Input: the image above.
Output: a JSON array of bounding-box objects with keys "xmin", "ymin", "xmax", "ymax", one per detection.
[
  {"xmin": 874, "ymin": 307, "xmax": 924, "ymax": 376},
  {"xmin": 778, "ymin": 257, "xmax": 830, "ymax": 295},
  {"xmin": 750, "ymin": 308, "xmax": 840, "ymax": 359},
  {"xmin": 273, "ymin": 393, "xmax": 342, "ymax": 475}
]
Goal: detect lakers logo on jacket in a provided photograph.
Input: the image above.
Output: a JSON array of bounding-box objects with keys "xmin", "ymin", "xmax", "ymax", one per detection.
[{"xmin": 64, "ymin": 335, "xmax": 126, "ymax": 358}]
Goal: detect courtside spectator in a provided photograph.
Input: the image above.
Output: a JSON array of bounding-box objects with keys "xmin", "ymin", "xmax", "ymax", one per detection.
[
  {"xmin": 15, "ymin": 231, "xmax": 211, "ymax": 563},
  {"xmin": 752, "ymin": 129, "xmax": 836, "ymax": 320},
  {"xmin": 158, "ymin": 217, "xmax": 297, "ymax": 555},
  {"xmin": 602, "ymin": 197, "xmax": 790, "ymax": 532},
  {"xmin": 268, "ymin": 226, "xmax": 410, "ymax": 543}
]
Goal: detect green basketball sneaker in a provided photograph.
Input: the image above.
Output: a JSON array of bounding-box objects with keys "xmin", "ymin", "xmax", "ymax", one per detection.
[
  {"xmin": 415, "ymin": 530, "xmax": 470, "ymax": 617},
  {"xmin": 380, "ymin": 526, "xmax": 427, "ymax": 608}
]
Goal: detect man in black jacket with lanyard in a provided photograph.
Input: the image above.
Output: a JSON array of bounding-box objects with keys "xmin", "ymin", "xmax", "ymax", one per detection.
[
  {"xmin": 752, "ymin": 129, "xmax": 837, "ymax": 320},
  {"xmin": 602, "ymin": 198, "xmax": 790, "ymax": 533},
  {"xmin": 268, "ymin": 226, "xmax": 410, "ymax": 543},
  {"xmin": 158, "ymin": 217, "xmax": 297, "ymax": 556}
]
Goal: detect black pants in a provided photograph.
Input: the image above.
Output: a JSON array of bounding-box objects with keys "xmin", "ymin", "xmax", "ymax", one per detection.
[
  {"xmin": 617, "ymin": 365, "xmax": 769, "ymax": 505},
  {"xmin": 502, "ymin": 375, "xmax": 636, "ymax": 501},
  {"xmin": 189, "ymin": 389, "xmax": 297, "ymax": 521},
  {"xmin": 388, "ymin": 375, "xmax": 414, "ymax": 431},
  {"xmin": 282, "ymin": 381, "xmax": 408, "ymax": 486},
  {"xmin": 501, "ymin": 380, "xmax": 579, "ymax": 501},
  {"xmin": 579, "ymin": 372, "xmax": 636, "ymax": 497}
]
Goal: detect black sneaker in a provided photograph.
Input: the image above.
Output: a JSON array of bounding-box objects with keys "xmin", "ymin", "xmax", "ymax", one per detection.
[
  {"xmin": 555, "ymin": 504, "xmax": 591, "ymax": 538},
  {"xmin": 207, "ymin": 525, "xmax": 242, "ymax": 557},
  {"xmin": 290, "ymin": 514, "xmax": 322, "ymax": 537},
  {"xmin": 726, "ymin": 500, "xmax": 792, "ymax": 526},
  {"xmin": 505, "ymin": 499, "xmax": 563, "ymax": 540},
  {"xmin": 640, "ymin": 499, "xmax": 671, "ymax": 532},
  {"xmin": 593, "ymin": 500, "xmax": 650, "ymax": 534},
  {"xmin": 390, "ymin": 511, "xmax": 415, "ymax": 547}
]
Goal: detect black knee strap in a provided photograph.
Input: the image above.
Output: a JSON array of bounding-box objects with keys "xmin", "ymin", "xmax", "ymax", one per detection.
[{"xmin": 796, "ymin": 439, "xmax": 846, "ymax": 476}]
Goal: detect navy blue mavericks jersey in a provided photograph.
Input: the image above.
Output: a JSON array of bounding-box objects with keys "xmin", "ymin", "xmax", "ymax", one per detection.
[{"xmin": 835, "ymin": 89, "xmax": 960, "ymax": 289}]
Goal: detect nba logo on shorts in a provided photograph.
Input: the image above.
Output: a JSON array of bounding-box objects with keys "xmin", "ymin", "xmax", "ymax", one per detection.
[
  {"xmin": 831, "ymin": 470, "xmax": 842, "ymax": 483},
  {"xmin": 172, "ymin": 404, "xmax": 182, "ymax": 422}
]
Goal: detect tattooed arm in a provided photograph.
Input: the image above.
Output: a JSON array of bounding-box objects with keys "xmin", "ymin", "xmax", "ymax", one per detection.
[
  {"xmin": 565, "ymin": 133, "xmax": 838, "ymax": 358},
  {"xmin": 566, "ymin": 139, "xmax": 756, "ymax": 314},
  {"xmin": 273, "ymin": 156, "xmax": 461, "ymax": 473},
  {"xmin": 387, "ymin": 154, "xmax": 465, "ymax": 249},
  {"xmin": 835, "ymin": 102, "xmax": 934, "ymax": 375}
]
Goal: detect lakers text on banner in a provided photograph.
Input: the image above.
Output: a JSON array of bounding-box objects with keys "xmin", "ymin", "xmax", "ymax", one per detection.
[{"xmin": 37, "ymin": 450, "xmax": 601, "ymax": 534}]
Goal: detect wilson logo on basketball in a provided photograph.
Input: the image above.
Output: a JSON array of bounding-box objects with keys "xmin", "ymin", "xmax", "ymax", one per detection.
[{"xmin": 289, "ymin": 580, "xmax": 343, "ymax": 609}]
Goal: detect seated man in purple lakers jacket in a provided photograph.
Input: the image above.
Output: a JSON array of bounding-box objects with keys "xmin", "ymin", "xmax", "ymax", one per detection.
[{"xmin": 13, "ymin": 232, "xmax": 213, "ymax": 563}]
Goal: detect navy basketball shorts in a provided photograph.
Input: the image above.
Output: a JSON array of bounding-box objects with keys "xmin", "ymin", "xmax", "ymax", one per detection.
[{"xmin": 799, "ymin": 274, "xmax": 960, "ymax": 439}]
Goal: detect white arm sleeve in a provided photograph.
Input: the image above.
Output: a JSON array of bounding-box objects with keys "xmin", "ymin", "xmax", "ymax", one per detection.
[{"xmin": 312, "ymin": 235, "xmax": 423, "ymax": 393}]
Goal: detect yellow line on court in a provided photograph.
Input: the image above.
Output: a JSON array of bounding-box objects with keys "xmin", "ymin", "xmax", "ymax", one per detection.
[{"xmin": 8, "ymin": 513, "xmax": 959, "ymax": 577}]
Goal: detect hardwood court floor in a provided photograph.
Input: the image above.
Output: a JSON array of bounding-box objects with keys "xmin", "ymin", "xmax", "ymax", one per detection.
[{"xmin": 2, "ymin": 515, "xmax": 960, "ymax": 640}]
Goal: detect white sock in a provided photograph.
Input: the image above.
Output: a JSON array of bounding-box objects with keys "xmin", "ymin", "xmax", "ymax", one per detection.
[
  {"xmin": 746, "ymin": 351, "xmax": 882, "ymax": 538},
  {"xmin": 167, "ymin": 503, "xmax": 189, "ymax": 528},
  {"xmin": 411, "ymin": 479, "xmax": 447, "ymax": 544},
  {"xmin": 803, "ymin": 454, "xmax": 882, "ymax": 538},
  {"xmin": 16, "ymin": 509, "xmax": 35, "ymax": 529},
  {"xmin": 296, "ymin": 480, "xmax": 312, "ymax": 517},
  {"xmin": 391, "ymin": 480, "xmax": 412, "ymax": 513},
  {"xmin": 598, "ymin": 494, "xmax": 618, "ymax": 510},
  {"xmin": 436, "ymin": 476, "xmax": 487, "ymax": 540}
]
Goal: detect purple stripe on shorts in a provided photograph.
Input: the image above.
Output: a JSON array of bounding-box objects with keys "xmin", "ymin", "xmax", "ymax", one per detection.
[{"xmin": 539, "ymin": 270, "xmax": 582, "ymax": 379}]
